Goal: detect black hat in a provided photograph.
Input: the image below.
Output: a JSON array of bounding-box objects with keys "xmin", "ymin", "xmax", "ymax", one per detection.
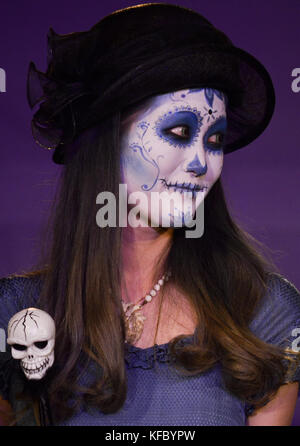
[{"xmin": 27, "ymin": 3, "xmax": 275, "ymax": 164}]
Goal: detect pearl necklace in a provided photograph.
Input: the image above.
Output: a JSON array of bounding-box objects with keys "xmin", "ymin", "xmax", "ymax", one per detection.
[{"xmin": 121, "ymin": 271, "xmax": 171, "ymax": 344}]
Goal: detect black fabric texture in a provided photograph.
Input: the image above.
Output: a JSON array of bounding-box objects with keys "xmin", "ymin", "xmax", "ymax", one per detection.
[{"xmin": 26, "ymin": 3, "xmax": 275, "ymax": 164}]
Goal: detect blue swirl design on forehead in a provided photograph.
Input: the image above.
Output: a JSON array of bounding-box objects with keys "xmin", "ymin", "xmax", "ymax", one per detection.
[
  {"xmin": 153, "ymin": 105, "xmax": 203, "ymax": 149},
  {"xmin": 178, "ymin": 88, "xmax": 226, "ymax": 108},
  {"xmin": 204, "ymin": 88, "xmax": 224, "ymax": 108}
]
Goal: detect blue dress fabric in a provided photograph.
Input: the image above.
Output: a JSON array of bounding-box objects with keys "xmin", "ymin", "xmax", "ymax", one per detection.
[{"xmin": 0, "ymin": 272, "xmax": 300, "ymax": 426}]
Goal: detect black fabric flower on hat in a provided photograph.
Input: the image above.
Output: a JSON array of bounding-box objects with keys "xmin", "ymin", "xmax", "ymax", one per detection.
[{"xmin": 27, "ymin": 28, "xmax": 101, "ymax": 151}]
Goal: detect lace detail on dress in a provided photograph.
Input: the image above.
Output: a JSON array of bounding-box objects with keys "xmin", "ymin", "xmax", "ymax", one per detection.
[{"xmin": 124, "ymin": 335, "xmax": 194, "ymax": 369}]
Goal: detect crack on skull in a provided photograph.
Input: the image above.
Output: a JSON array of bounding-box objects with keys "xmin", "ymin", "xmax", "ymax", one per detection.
[
  {"xmin": 22, "ymin": 309, "xmax": 29, "ymax": 341},
  {"xmin": 11, "ymin": 309, "xmax": 40, "ymax": 342},
  {"xmin": 28, "ymin": 310, "xmax": 39, "ymax": 328},
  {"xmin": 8, "ymin": 307, "xmax": 55, "ymax": 380},
  {"xmin": 10, "ymin": 317, "xmax": 23, "ymax": 336}
]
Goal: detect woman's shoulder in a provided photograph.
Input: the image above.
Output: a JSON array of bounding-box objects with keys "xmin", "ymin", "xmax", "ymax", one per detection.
[
  {"xmin": 266, "ymin": 271, "xmax": 300, "ymax": 295},
  {"xmin": 0, "ymin": 271, "xmax": 43, "ymax": 291},
  {"xmin": 264, "ymin": 271, "xmax": 300, "ymax": 317},
  {"xmin": 0, "ymin": 271, "xmax": 44, "ymax": 333},
  {"xmin": 249, "ymin": 271, "xmax": 300, "ymax": 348}
]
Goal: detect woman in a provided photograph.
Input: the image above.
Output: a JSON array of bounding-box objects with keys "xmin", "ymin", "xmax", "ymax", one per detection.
[{"xmin": 1, "ymin": 3, "xmax": 300, "ymax": 426}]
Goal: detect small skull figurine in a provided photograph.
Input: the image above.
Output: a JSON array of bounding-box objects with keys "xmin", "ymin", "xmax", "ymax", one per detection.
[{"xmin": 7, "ymin": 308, "xmax": 55, "ymax": 380}]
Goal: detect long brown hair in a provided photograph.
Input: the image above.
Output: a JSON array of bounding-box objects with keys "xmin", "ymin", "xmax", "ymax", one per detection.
[{"xmin": 21, "ymin": 111, "xmax": 298, "ymax": 423}]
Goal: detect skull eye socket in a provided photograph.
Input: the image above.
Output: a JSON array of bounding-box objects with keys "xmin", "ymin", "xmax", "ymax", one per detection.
[
  {"xmin": 12, "ymin": 344, "xmax": 27, "ymax": 351},
  {"xmin": 34, "ymin": 341, "xmax": 48, "ymax": 349}
]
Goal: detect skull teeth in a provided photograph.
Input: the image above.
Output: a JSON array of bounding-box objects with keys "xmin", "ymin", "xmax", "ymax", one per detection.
[{"xmin": 21, "ymin": 357, "xmax": 50, "ymax": 375}]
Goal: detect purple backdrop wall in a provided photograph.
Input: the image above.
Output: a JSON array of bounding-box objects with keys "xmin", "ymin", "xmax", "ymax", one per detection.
[{"xmin": 0, "ymin": 0, "xmax": 299, "ymax": 425}]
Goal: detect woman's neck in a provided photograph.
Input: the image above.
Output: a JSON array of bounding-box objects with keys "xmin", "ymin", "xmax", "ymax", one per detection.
[{"xmin": 121, "ymin": 225, "xmax": 173, "ymax": 303}]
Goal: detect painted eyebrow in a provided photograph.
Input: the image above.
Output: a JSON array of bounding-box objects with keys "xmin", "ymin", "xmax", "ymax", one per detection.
[
  {"xmin": 155, "ymin": 107, "xmax": 203, "ymax": 130},
  {"xmin": 169, "ymin": 107, "xmax": 199, "ymax": 115},
  {"xmin": 161, "ymin": 111, "xmax": 199, "ymax": 126}
]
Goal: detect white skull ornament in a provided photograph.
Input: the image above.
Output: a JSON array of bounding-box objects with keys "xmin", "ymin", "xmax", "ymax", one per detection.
[{"xmin": 7, "ymin": 308, "xmax": 55, "ymax": 380}]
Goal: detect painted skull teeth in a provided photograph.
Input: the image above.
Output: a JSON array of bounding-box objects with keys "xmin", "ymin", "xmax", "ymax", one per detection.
[
  {"xmin": 160, "ymin": 178, "xmax": 208, "ymax": 192},
  {"xmin": 21, "ymin": 357, "xmax": 50, "ymax": 375}
]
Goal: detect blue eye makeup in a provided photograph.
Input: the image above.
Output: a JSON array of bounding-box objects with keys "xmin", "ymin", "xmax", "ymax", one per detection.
[
  {"xmin": 203, "ymin": 116, "xmax": 227, "ymax": 154},
  {"xmin": 154, "ymin": 106, "xmax": 203, "ymax": 148}
]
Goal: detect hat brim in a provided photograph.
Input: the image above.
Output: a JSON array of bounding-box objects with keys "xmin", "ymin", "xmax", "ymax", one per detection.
[{"xmin": 82, "ymin": 46, "xmax": 275, "ymax": 155}]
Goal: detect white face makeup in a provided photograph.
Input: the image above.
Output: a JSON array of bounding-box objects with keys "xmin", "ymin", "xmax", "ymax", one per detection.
[{"xmin": 120, "ymin": 88, "xmax": 227, "ymax": 228}]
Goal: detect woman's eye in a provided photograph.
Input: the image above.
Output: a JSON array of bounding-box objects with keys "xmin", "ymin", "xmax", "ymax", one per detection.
[
  {"xmin": 207, "ymin": 132, "xmax": 224, "ymax": 147},
  {"xmin": 165, "ymin": 125, "xmax": 190, "ymax": 139}
]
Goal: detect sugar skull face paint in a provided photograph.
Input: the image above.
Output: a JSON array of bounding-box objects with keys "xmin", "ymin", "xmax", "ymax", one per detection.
[{"xmin": 120, "ymin": 88, "xmax": 227, "ymax": 228}]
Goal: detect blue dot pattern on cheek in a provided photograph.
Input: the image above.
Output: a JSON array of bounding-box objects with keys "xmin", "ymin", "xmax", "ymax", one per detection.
[{"xmin": 153, "ymin": 106, "xmax": 203, "ymax": 149}]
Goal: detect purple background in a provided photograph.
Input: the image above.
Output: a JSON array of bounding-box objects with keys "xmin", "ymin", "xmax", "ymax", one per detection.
[{"xmin": 0, "ymin": 0, "xmax": 299, "ymax": 425}]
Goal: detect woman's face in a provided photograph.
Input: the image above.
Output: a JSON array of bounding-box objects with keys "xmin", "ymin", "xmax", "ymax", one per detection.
[{"xmin": 120, "ymin": 88, "xmax": 227, "ymax": 228}]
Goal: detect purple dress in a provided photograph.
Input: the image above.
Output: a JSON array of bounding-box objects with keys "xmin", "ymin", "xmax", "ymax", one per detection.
[{"xmin": 1, "ymin": 272, "xmax": 300, "ymax": 426}]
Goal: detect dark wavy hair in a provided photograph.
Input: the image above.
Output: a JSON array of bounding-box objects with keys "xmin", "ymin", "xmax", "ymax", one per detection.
[{"xmin": 9, "ymin": 108, "xmax": 294, "ymax": 424}]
